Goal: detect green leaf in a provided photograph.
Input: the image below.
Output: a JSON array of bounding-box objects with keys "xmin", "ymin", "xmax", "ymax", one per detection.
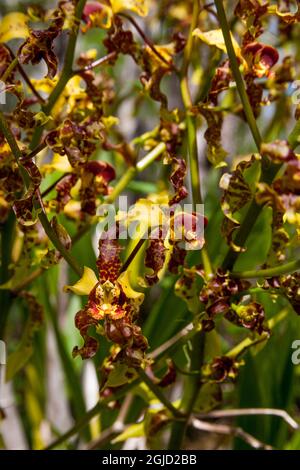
[{"xmin": 6, "ymin": 293, "xmax": 43, "ymax": 381}]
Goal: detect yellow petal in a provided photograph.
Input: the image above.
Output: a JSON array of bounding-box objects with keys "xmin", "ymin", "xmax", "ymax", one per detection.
[
  {"xmin": 118, "ymin": 271, "xmax": 144, "ymax": 305},
  {"xmin": 193, "ymin": 28, "xmax": 241, "ymax": 58},
  {"xmin": 42, "ymin": 154, "xmax": 73, "ymax": 174},
  {"xmin": 0, "ymin": 13, "xmax": 29, "ymax": 43},
  {"xmin": 111, "ymin": 0, "xmax": 149, "ymax": 16},
  {"xmin": 64, "ymin": 266, "xmax": 98, "ymax": 295}
]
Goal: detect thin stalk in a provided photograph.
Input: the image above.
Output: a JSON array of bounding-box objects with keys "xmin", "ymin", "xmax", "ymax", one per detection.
[
  {"xmin": 179, "ymin": 0, "xmax": 212, "ymax": 278},
  {"xmin": 168, "ymin": 331, "xmax": 205, "ymax": 449},
  {"xmin": 168, "ymin": 0, "xmax": 210, "ymax": 450},
  {"xmin": 1, "ymin": 57, "xmax": 18, "ymax": 82},
  {"xmin": 137, "ymin": 368, "xmax": 184, "ymax": 418},
  {"xmin": 5, "ymin": 46, "xmax": 45, "ymax": 103},
  {"xmin": 41, "ymin": 173, "xmax": 69, "ymax": 198},
  {"xmin": 23, "ymin": 141, "xmax": 47, "ymax": 162},
  {"xmin": 0, "ymin": 212, "xmax": 15, "ymax": 337},
  {"xmin": 119, "ymin": 237, "xmax": 147, "ymax": 275},
  {"xmin": 106, "ymin": 142, "xmax": 166, "ymax": 203},
  {"xmin": 214, "ymin": 0, "xmax": 281, "ymax": 270},
  {"xmin": 38, "ymin": 211, "xmax": 82, "ymax": 277},
  {"xmin": 44, "ymin": 305, "xmax": 286, "ymax": 450},
  {"xmin": 30, "ymin": 0, "xmax": 87, "ymax": 150},
  {"xmin": 41, "ymin": 277, "xmax": 90, "ymax": 441},
  {"xmin": 44, "ymin": 326, "xmax": 196, "ymax": 449},
  {"xmin": 231, "ymin": 258, "xmax": 300, "ymax": 279},
  {"xmin": 214, "ymin": 0, "xmax": 262, "ymax": 150},
  {"xmin": 0, "ymin": 110, "xmax": 82, "ymax": 277},
  {"xmin": 72, "ymin": 51, "xmax": 117, "ymax": 74},
  {"xmin": 118, "ymin": 13, "xmax": 175, "ymax": 70}
]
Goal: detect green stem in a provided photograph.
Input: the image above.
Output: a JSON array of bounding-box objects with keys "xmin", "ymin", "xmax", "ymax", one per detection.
[
  {"xmin": 1, "ymin": 57, "xmax": 18, "ymax": 82},
  {"xmin": 30, "ymin": 0, "xmax": 87, "ymax": 150},
  {"xmin": 214, "ymin": 0, "xmax": 262, "ymax": 150},
  {"xmin": 72, "ymin": 51, "xmax": 117, "ymax": 75},
  {"xmin": 0, "ymin": 111, "xmax": 82, "ymax": 277},
  {"xmin": 106, "ymin": 142, "xmax": 166, "ymax": 203},
  {"xmin": 168, "ymin": 0, "xmax": 210, "ymax": 450},
  {"xmin": 41, "ymin": 276, "xmax": 90, "ymax": 441},
  {"xmin": 45, "ymin": 303, "xmax": 289, "ymax": 449},
  {"xmin": 0, "ymin": 212, "xmax": 15, "ymax": 337},
  {"xmin": 232, "ymin": 259, "xmax": 300, "ymax": 279},
  {"xmin": 45, "ymin": 325, "xmax": 198, "ymax": 449},
  {"xmin": 38, "ymin": 211, "xmax": 82, "ymax": 277},
  {"xmin": 214, "ymin": 0, "xmax": 281, "ymax": 271},
  {"xmin": 168, "ymin": 330, "xmax": 205, "ymax": 449}
]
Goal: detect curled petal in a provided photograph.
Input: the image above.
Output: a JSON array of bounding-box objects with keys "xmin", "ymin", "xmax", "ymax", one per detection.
[
  {"xmin": 168, "ymin": 157, "xmax": 188, "ymax": 205},
  {"xmin": 82, "ymin": 2, "xmax": 112, "ymax": 30},
  {"xmin": 64, "ymin": 266, "xmax": 98, "ymax": 295},
  {"xmin": 145, "ymin": 234, "xmax": 166, "ymax": 285},
  {"xmin": 199, "ymin": 105, "xmax": 228, "ymax": 168},
  {"xmin": 13, "ymin": 158, "xmax": 42, "ymax": 226},
  {"xmin": 220, "ymin": 156, "xmax": 257, "ymax": 251},
  {"xmin": 72, "ymin": 308, "xmax": 98, "ymax": 359},
  {"xmin": 243, "ymin": 42, "xmax": 279, "ymax": 77}
]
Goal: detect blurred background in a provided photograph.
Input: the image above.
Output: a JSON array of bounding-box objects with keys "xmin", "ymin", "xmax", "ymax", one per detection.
[{"xmin": 0, "ymin": 0, "xmax": 300, "ymax": 450}]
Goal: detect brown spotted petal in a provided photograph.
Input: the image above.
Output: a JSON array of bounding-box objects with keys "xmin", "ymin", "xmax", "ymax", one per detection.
[
  {"xmin": 97, "ymin": 233, "xmax": 123, "ymax": 283},
  {"xmin": 264, "ymin": 274, "xmax": 300, "ymax": 315},
  {"xmin": 204, "ymin": 356, "xmax": 242, "ymax": 383},
  {"xmin": 220, "ymin": 156, "xmax": 257, "ymax": 252},
  {"xmin": 72, "ymin": 307, "xmax": 99, "ymax": 359},
  {"xmin": 170, "ymin": 211, "xmax": 207, "ymax": 250},
  {"xmin": 168, "ymin": 157, "xmax": 188, "ymax": 205},
  {"xmin": 55, "ymin": 173, "xmax": 78, "ymax": 212},
  {"xmin": 168, "ymin": 244, "xmax": 186, "ymax": 275},
  {"xmin": 46, "ymin": 119, "xmax": 105, "ymax": 167},
  {"xmin": 156, "ymin": 359, "xmax": 176, "ymax": 388},
  {"xmin": 104, "ymin": 16, "xmax": 137, "ymax": 58},
  {"xmin": 273, "ymin": 5, "xmax": 300, "ymax": 24},
  {"xmin": 175, "ymin": 269, "xmax": 201, "ymax": 314},
  {"xmin": 79, "ymin": 161, "xmax": 116, "ymax": 215},
  {"xmin": 209, "ymin": 60, "xmax": 232, "ymax": 105},
  {"xmin": 145, "ymin": 233, "xmax": 166, "ymax": 285},
  {"xmin": 225, "ymin": 302, "xmax": 269, "ymax": 335},
  {"xmin": 256, "ymin": 182, "xmax": 289, "ymax": 261},
  {"xmin": 0, "ymin": 45, "xmax": 16, "ymax": 82},
  {"xmin": 13, "ymin": 158, "xmax": 42, "ymax": 226},
  {"xmin": 199, "ymin": 271, "xmax": 250, "ymax": 329},
  {"xmin": 199, "ymin": 105, "xmax": 228, "ymax": 167},
  {"xmin": 18, "ymin": 15, "xmax": 64, "ymax": 79},
  {"xmin": 0, "ymin": 157, "xmax": 23, "ymax": 223},
  {"xmin": 234, "ymin": 0, "xmax": 269, "ymax": 41}
]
